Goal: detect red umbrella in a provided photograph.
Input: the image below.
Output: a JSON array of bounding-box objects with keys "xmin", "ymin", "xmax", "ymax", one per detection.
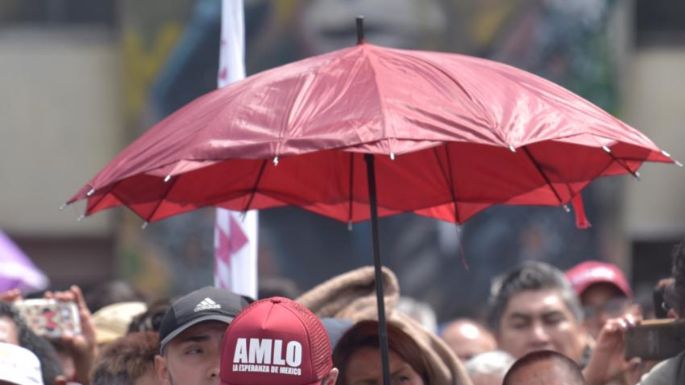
[
  {"xmin": 68, "ymin": 31, "xmax": 674, "ymax": 227},
  {"xmin": 67, "ymin": 18, "xmax": 676, "ymax": 385}
]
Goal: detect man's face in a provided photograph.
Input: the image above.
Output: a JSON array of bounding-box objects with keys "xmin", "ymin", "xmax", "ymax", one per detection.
[
  {"xmin": 155, "ymin": 321, "xmax": 227, "ymax": 385},
  {"xmin": 497, "ymin": 289, "xmax": 585, "ymax": 362},
  {"xmin": 581, "ymin": 283, "xmax": 633, "ymax": 338},
  {"xmin": 0, "ymin": 317, "xmax": 18, "ymax": 345}
]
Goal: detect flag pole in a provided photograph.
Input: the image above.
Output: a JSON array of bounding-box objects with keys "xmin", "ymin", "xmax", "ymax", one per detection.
[{"xmin": 214, "ymin": 0, "xmax": 258, "ymax": 299}]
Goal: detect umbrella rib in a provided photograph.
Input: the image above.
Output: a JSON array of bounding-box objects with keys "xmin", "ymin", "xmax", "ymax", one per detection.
[
  {"xmin": 433, "ymin": 145, "xmax": 461, "ymax": 222},
  {"xmin": 242, "ymin": 159, "xmax": 269, "ymax": 212},
  {"xmin": 146, "ymin": 175, "xmax": 181, "ymax": 222},
  {"xmin": 521, "ymin": 147, "xmax": 565, "ymax": 206},
  {"xmin": 85, "ymin": 179, "xmax": 123, "ymax": 217},
  {"xmin": 86, "ymin": 186, "xmax": 112, "ymax": 215},
  {"xmin": 602, "ymin": 147, "xmax": 641, "ymax": 178}
]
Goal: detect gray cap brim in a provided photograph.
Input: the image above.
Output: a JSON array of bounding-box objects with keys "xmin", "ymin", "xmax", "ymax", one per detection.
[{"xmin": 159, "ymin": 314, "xmax": 234, "ymax": 353}]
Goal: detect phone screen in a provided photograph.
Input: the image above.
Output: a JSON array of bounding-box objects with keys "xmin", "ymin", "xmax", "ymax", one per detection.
[{"xmin": 14, "ymin": 299, "xmax": 81, "ymax": 339}]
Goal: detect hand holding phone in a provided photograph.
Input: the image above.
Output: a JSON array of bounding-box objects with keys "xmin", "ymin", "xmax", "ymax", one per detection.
[
  {"xmin": 624, "ymin": 319, "xmax": 685, "ymax": 360},
  {"xmin": 14, "ymin": 298, "xmax": 82, "ymax": 339}
]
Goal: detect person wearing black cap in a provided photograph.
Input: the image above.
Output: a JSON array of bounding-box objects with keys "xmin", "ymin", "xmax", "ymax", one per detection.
[{"xmin": 154, "ymin": 287, "xmax": 251, "ymax": 385}]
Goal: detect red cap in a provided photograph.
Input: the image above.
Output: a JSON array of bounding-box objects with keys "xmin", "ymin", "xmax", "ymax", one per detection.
[
  {"xmin": 565, "ymin": 261, "xmax": 632, "ymax": 298},
  {"xmin": 220, "ymin": 297, "xmax": 332, "ymax": 385}
]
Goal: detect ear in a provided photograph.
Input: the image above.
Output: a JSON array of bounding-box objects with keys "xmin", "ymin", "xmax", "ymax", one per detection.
[
  {"xmin": 322, "ymin": 367, "xmax": 339, "ymax": 385},
  {"xmin": 155, "ymin": 354, "xmax": 171, "ymax": 385}
]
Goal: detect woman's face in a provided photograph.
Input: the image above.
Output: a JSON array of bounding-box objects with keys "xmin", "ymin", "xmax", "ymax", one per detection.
[{"xmin": 344, "ymin": 347, "xmax": 425, "ymax": 385}]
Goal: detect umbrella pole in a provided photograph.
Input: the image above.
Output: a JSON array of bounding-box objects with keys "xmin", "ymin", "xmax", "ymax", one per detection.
[{"xmin": 364, "ymin": 153, "xmax": 391, "ymax": 385}]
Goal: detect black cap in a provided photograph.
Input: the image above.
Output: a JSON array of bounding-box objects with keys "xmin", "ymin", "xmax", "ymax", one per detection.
[{"xmin": 159, "ymin": 287, "xmax": 251, "ymax": 351}]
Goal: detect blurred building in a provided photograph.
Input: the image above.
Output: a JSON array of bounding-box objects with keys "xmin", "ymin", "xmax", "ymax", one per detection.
[
  {"xmin": 0, "ymin": 0, "xmax": 193, "ymax": 293},
  {"xmin": 0, "ymin": 0, "xmax": 121, "ymax": 289},
  {"xmin": 622, "ymin": 0, "xmax": 685, "ymax": 301}
]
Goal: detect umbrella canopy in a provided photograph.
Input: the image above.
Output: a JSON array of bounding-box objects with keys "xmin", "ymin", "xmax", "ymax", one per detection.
[{"xmin": 68, "ymin": 41, "xmax": 674, "ymax": 225}]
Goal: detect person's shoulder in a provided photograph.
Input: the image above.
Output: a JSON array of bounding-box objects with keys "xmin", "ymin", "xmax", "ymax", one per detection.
[{"xmin": 637, "ymin": 351, "xmax": 685, "ymax": 385}]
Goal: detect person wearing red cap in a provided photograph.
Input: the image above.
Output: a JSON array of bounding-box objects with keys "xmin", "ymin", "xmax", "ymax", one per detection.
[
  {"xmin": 220, "ymin": 297, "xmax": 339, "ymax": 385},
  {"xmin": 565, "ymin": 261, "xmax": 640, "ymax": 339}
]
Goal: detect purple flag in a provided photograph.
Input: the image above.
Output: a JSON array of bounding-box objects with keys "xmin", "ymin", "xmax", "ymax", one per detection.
[{"xmin": 0, "ymin": 231, "xmax": 48, "ymax": 293}]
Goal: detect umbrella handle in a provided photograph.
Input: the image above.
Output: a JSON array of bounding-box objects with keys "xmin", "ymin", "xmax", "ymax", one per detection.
[{"xmin": 364, "ymin": 154, "xmax": 391, "ymax": 385}]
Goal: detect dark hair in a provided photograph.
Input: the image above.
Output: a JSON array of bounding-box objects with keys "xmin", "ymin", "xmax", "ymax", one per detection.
[
  {"xmin": 0, "ymin": 301, "xmax": 64, "ymax": 384},
  {"xmin": 84, "ymin": 280, "xmax": 145, "ymax": 313},
  {"xmin": 486, "ymin": 261, "xmax": 582, "ymax": 332},
  {"xmin": 332, "ymin": 320, "xmax": 430, "ymax": 385},
  {"xmin": 258, "ymin": 276, "xmax": 300, "ymax": 299},
  {"xmin": 503, "ymin": 350, "xmax": 584, "ymax": 385},
  {"xmin": 128, "ymin": 299, "xmax": 171, "ymax": 333},
  {"xmin": 653, "ymin": 278, "xmax": 675, "ymax": 319},
  {"xmin": 672, "ymin": 240, "xmax": 685, "ymax": 317},
  {"xmin": 90, "ymin": 331, "xmax": 159, "ymax": 385}
]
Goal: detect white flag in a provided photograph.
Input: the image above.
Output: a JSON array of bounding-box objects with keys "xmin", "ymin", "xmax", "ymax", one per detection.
[{"xmin": 214, "ymin": 0, "xmax": 258, "ymax": 299}]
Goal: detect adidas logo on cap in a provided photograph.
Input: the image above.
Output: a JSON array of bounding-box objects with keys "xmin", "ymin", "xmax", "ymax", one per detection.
[{"xmin": 194, "ymin": 297, "xmax": 222, "ymax": 312}]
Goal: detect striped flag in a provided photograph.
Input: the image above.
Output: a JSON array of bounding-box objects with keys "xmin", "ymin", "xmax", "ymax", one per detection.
[{"xmin": 214, "ymin": 0, "xmax": 258, "ymax": 298}]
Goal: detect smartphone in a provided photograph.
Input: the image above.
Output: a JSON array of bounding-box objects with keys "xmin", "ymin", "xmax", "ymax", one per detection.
[
  {"xmin": 14, "ymin": 298, "xmax": 81, "ymax": 339},
  {"xmin": 624, "ymin": 319, "xmax": 685, "ymax": 360}
]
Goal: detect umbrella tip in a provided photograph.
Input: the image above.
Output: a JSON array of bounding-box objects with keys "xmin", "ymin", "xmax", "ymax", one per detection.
[
  {"xmin": 602, "ymin": 145, "xmax": 611, "ymax": 153},
  {"xmin": 634, "ymin": 171, "xmax": 641, "ymax": 180},
  {"xmin": 77, "ymin": 214, "xmax": 85, "ymax": 222},
  {"xmin": 141, "ymin": 221, "xmax": 149, "ymax": 230},
  {"xmin": 59, "ymin": 203, "xmax": 68, "ymax": 211},
  {"xmin": 562, "ymin": 204, "xmax": 571, "ymax": 213},
  {"xmin": 273, "ymin": 156, "xmax": 280, "ymax": 166},
  {"xmin": 356, "ymin": 16, "xmax": 365, "ymax": 44},
  {"xmin": 347, "ymin": 221, "xmax": 353, "ymax": 231},
  {"xmin": 86, "ymin": 187, "xmax": 95, "ymax": 197},
  {"xmin": 661, "ymin": 149, "xmax": 683, "ymax": 167},
  {"xmin": 508, "ymin": 144, "xmax": 516, "ymax": 153},
  {"xmin": 390, "ymin": 152, "xmax": 396, "ymax": 160},
  {"xmin": 164, "ymin": 174, "xmax": 172, "ymax": 183}
]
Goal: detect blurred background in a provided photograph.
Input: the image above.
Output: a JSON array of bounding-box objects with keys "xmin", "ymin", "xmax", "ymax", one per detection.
[{"xmin": 1, "ymin": 0, "xmax": 683, "ymax": 321}]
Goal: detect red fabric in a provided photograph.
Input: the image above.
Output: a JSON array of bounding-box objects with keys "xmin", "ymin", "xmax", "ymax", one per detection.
[
  {"xmin": 69, "ymin": 43, "xmax": 673, "ymax": 224},
  {"xmin": 571, "ymin": 194, "xmax": 591, "ymax": 229},
  {"xmin": 220, "ymin": 297, "xmax": 332, "ymax": 385}
]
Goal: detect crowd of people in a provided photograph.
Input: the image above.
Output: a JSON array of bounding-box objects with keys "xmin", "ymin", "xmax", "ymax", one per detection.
[{"xmin": 1, "ymin": 240, "xmax": 684, "ymax": 385}]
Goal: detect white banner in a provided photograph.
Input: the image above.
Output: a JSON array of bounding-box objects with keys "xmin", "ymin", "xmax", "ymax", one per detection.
[{"xmin": 214, "ymin": 0, "xmax": 258, "ymax": 299}]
